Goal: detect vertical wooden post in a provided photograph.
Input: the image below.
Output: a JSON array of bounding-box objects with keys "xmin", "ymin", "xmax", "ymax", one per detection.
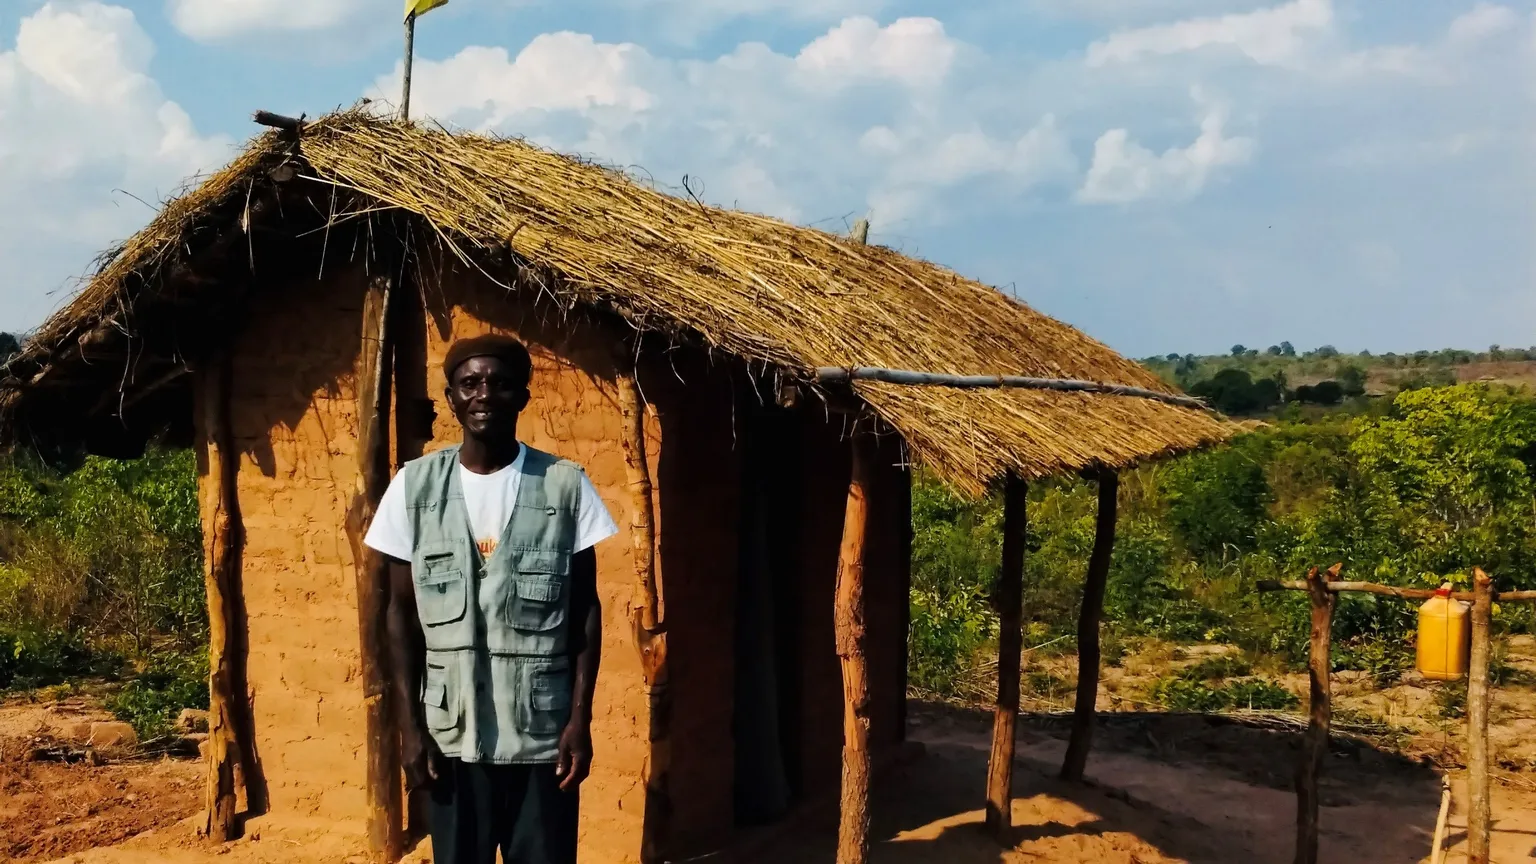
[
  {"xmin": 390, "ymin": 259, "xmax": 432, "ymax": 844},
  {"xmin": 343, "ymin": 274, "xmax": 403, "ymax": 862},
  {"xmin": 1294, "ymin": 564, "xmax": 1337, "ymax": 864},
  {"xmin": 1061, "ymin": 468, "xmax": 1119, "ymax": 783},
  {"xmin": 401, "ymin": 13, "xmax": 417, "ymax": 122},
  {"xmin": 985, "ymin": 476, "xmax": 1027, "ymax": 839},
  {"xmin": 835, "ymin": 433, "xmax": 875, "ymax": 864},
  {"xmin": 1467, "ymin": 568, "xmax": 1493, "ymax": 864},
  {"xmin": 618, "ymin": 369, "xmax": 670, "ymax": 864},
  {"xmin": 200, "ymin": 353, "xmax": 241, "ymax": 843}
]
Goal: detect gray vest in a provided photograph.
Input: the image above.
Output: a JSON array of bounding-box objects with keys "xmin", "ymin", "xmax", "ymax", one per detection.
[{"xmin": 403, "ymin": 444, "xmax": 582, "ymax": 764}]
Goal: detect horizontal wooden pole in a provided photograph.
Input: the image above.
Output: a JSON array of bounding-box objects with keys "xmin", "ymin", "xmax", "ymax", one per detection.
[
  {"xmin": 253, "ymin": 110, "xmax": 304, "ymax": 132},
  {"xmin": 813, "ymin": 367, "xmax": 1207, "ymax": 410},
  {"xmin": 1257, "ymin": 579, "xmax": 1536, "ymax": 604}
]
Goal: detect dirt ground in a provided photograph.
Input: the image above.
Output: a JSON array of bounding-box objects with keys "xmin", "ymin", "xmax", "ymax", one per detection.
[
  {"xmin": 0, "ymin": 697, "xmax": 201, "ymax": 863},
  {"xmin": 6, "ymin": 638, "xmax": 1536, "ymax": 864}
]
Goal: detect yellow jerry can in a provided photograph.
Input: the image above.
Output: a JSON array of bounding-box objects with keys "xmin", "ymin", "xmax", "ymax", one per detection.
[{"xmin": 1416, "ymin": 584, "xmax": 1471, "ymax": 681}]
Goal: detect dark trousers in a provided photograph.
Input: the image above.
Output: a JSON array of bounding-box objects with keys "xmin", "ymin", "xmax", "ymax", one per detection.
[{"xmin": 428, "ymin": 759, "xmax": 579, "ymax": 864}]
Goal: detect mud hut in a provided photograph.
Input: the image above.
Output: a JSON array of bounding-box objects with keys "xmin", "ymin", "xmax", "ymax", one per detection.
[{"xmin": 0, "ymin": 110, "xmax": 1233, "ymax": 863}]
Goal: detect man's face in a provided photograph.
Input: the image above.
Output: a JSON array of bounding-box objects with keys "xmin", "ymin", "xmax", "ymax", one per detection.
[{"xmin": 447, "ymin": 356, "xmax": 529, "ymax": 440}]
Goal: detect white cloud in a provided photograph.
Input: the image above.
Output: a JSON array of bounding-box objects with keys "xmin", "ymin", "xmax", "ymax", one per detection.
[
  {"xmin": 392, "ymin": 33, "xmax": 655, "ymax": 128},
  {"xmin": 0, "ymin": 2, "xmax": 230, "ymax": 329},
  {"xmin": 1029, "ymin": 0, "xmax": 1271, "ymax": 25},
  {"xmin": 1086, "ymin": 0, "xmax": 1332, "ymax": 68},
  {"xmin": 1078, "ymin": 110, "xmax": 1254, "ymax": 203},
  {"xmin": 621, "ymin": 0, "xmax": 886, "ymax": 22},
  {"xmin": 795, "ymin": 17, "xmax": 957, "ymax": 88},
  {"xmin": 166, "ymin": 0, "xmax": 367, "ymax": 41},
  {"xmin": 1447, "ymin": 4, "xmax": 1520, "ymax": 44},
  {"xmin": 376, "ymin": 17, "xmax": 1057, "ymax": 227}
]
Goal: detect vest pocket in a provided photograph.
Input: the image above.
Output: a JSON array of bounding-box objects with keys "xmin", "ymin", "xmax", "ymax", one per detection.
[
  {"xmin": 415, "ymin": 569, "xmax": 467, "ymax": 627},
  {"xmin": 422, "ymin": 663, "xmax": 459, "ymax": 732},
  {"xmin": 505, "ymin": 578, "xmax": 566, "ymax": 632},
  {"xmin": 519, "ymin": 667, "xmax": 572, "ymax": 736}
]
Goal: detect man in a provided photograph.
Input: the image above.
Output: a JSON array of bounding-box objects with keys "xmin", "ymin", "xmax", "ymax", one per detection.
[{"xmin": 365, "ymin": 334, "xmax": 618, "ymax": 864}]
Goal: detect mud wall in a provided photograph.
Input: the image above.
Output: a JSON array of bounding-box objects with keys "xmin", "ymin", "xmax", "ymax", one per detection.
[{"xmin": 205, "ymin": 262, "xmax": 374, "ymax": 822}]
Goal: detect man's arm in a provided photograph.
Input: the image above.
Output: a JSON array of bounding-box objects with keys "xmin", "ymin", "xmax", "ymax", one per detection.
[
  {"xmin": 557, "ymin": 546, "xmax": 601, "ymax": 791},
  {"xmin": 386, "ymin": 556, "xmax": 439, "ymax": 789}
]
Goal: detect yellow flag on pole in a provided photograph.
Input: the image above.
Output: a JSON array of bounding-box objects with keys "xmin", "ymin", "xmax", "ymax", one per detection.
[{"xmin": 405, "ymin": 0, "xmax": 448, "ymax": 21}]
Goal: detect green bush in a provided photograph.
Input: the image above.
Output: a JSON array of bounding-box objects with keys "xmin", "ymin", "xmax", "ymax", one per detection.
[
  {"xmin": 1177, "ymin": 654, "xmax": 1253, "ymax": 681},
  {"xmin": 1150, "ymin": 675, "xmax": 1298, "ymax": 712},
  {"xmin": 107, "ymin": 649, "xmax": 209, "ymax": 743},
  {"xmin": 1224, "ymin": 679, "xmax": 1300, "ymax": 710},
  {"xmin": 1149, "ymin": 677, "xmax": 1231, "ymax": 712},
  {"xmin": 0, "ymin": 628, "xmax": 123, "ymax": 691},
  {"xmin": 0, "ymin": 447, "xmax": 203, "ymax": 659}
]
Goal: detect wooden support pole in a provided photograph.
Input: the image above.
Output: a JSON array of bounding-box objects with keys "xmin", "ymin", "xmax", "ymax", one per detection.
[
  {"xmin": 835, "ymin": 433, "xmax": 875, "ymax": 864},
  {"xmin": 200, "ymin": 354, "xmax": 241, "ymax": 844},
  {"xmin": 1294, "ymin": 564, "xmax": 1338, "ymax": 864},
  {"xmin": 390, "ymin": 264, "xmax": 431, "ymax": 844},
  {"xmin": 618, "ymin": 370, "xmax": 670, "ymax": 864},
  {"xmin": 985, "ymin": 476, "xmax": 1027, "ymax": 839},
  {"xmin": 1061, "ymin": 469, "xmax": 1118, "ymax": 783},
  {"xmin": 343, "ymin": 275, "xmax": 403, "ymax": 862},
  {"xmin": 1467, "ymin": 568, "xmax": 1493, "ymax": 864}
]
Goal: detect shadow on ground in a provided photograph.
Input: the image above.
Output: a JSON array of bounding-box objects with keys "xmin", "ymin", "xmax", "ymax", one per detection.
[{"xmin": 726, "ymin": 700, "xmax": 1444, "ymax": 864}]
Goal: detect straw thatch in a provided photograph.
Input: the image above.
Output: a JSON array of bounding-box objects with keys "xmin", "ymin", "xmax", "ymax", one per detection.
[{"xmin": 1, "ymin": 109, "xmax": 1235, "ymax": 494}]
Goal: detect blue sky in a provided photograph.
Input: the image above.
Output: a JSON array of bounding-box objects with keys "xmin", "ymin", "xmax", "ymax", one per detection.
[{"xmin": 0, "ymin": 0, "xmax": 1530, "ymax": 358}]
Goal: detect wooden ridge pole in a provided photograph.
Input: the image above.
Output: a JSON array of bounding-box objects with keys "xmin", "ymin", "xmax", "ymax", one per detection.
[
  {"xmin": 1061, "ymin": 468, "xmax": 1118, "ymax": 783},
  {"xmin": 343, "ymin": 274, "xmax": 403, "ymax": 862},
  {"xmin": 835, "ymin": 431, "xmax": 875, "ymax": 864},
  {"xmin": 985, "ymin": 475, "xmax": 1027, "ymax": 839},
  {"xmin": 200, "ymin": 352, "xmax": 241, "ymax": 843},
  {"xmin": 1294, "ymin": 563, "xmax": 1338, "ymax": 864},
  {"xmin": 617, "ymin": 369, "xmax": 670, "ymax": 864},
  {"xmin": 1467, "ymin": 568, "xmax": 1493, "ymax": 864}
]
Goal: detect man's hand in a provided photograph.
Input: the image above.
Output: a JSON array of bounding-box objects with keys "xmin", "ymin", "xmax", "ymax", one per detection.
[
  {"xmin": 555, "ymin": 714, "xmax": 592, "ymax": 792},
  {"xmin": 401, "ymin": 724, "xmax": 444, "ymax": 792}
]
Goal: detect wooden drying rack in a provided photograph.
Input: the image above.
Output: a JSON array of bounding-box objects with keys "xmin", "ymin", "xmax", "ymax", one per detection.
[{"xmin": 1258, "ymin": 565, "xmax": 1536, "ymax": 864}]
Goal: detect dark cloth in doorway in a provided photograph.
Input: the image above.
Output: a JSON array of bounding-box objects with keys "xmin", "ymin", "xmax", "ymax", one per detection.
[{"xmin": 428, "ymin": 758, "xmax": 579, "ymax": 864}]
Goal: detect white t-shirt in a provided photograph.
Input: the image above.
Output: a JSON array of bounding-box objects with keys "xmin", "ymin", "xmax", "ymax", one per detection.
[{"xmin": 364, "ymin": 444, "xmax": 620, "ymax": 562}]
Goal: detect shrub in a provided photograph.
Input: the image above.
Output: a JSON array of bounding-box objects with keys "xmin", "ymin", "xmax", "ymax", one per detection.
[
  {"xmin": 1150, "ymin": 675, "xmax": 1298, "ymax": 712},
  {"xmin": 0, "ymin": 628, "xmax": 123, "ymax": 691},
  {"xmin": 107, "ymin": 649, "xmax": 209, "ymax": 743},
  {"xmin": 1223, "ymin": 679, "xmax": 1299, "ymax": 711}
]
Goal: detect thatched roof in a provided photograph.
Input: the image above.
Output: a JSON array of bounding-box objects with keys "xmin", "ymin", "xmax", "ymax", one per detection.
[{"xmin": 0, "ymin": 109, "xmax": 1233, "ymax": 493}]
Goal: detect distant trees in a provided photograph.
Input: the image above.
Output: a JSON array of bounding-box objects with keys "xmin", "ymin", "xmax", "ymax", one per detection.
[
  {"xmin": 1337, "ymin": 364, "xmax": 1367, "ymax": 397},
  {"xmin": 1294, "ymin": 381, "xmax": 1344, "ymax": 405},
  {"xmin": 1190, "ymin": 368, "xmax": 1284, "ymax": 415},
  {"xmin": 1280, "ymin": 341, "xmax": 1296, "ymax": 357},
  {"xmin": 1231, "ymin": 344, "xmax": 1247, "ymax": 357}
]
